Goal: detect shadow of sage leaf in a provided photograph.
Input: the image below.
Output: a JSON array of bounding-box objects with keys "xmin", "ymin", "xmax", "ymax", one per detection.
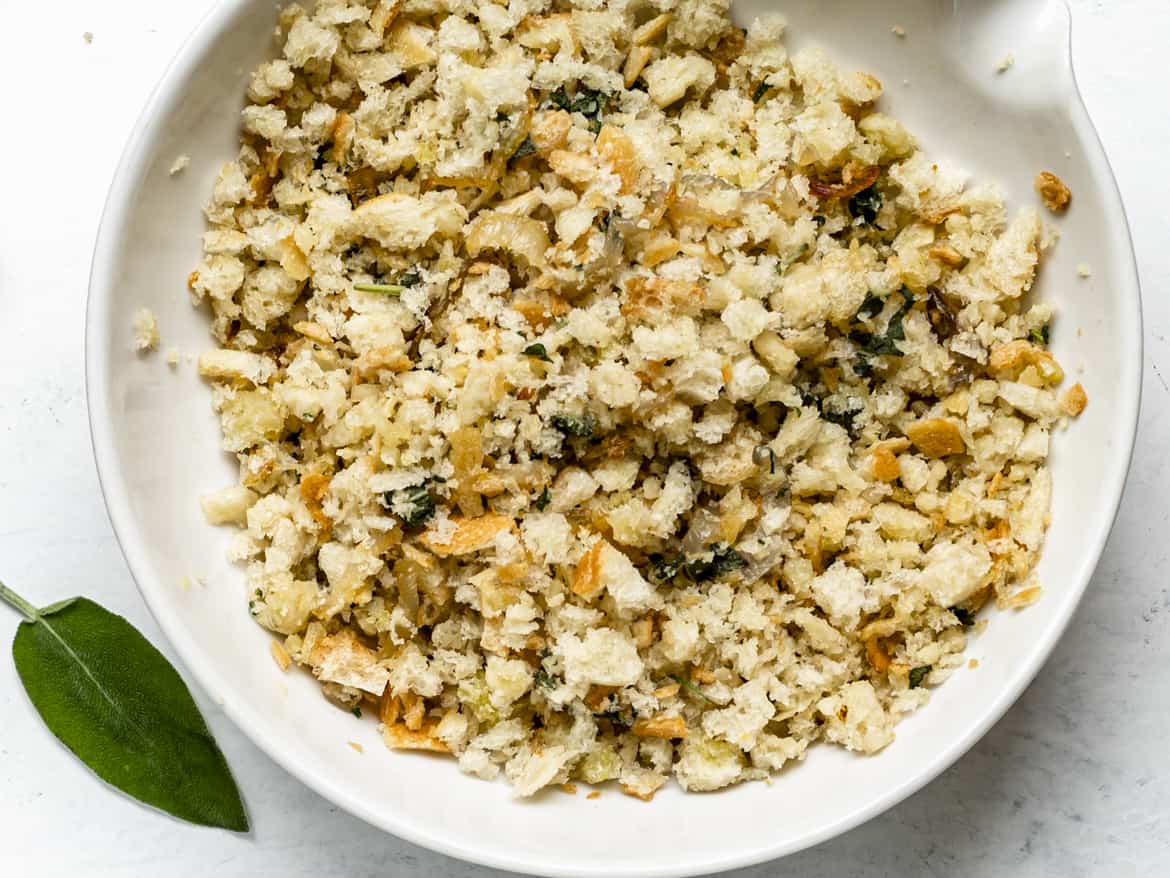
[{"xmin": 9, "ymin": 596, "xmax": 248, "ymax": 831}]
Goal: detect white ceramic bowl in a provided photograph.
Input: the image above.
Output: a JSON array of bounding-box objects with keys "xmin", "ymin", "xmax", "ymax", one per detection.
[{"xmin": 86, "ymin": 0, "xmax": 1141, "ymax": 874}]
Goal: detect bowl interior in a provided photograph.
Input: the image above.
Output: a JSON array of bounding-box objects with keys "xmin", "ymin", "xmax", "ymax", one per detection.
[{"xmin": 87, "ymin": 0, "xmax": 1140, "ymax": 875}]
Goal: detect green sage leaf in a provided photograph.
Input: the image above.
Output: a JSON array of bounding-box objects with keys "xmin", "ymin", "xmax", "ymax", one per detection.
[{"xmin": 7, "ymin": 593, "xmax": 248, "ymax": 831}]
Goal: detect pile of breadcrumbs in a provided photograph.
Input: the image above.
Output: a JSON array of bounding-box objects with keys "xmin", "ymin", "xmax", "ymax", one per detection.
[{"xmin": 190, "ymin": 0, "xmax": 1086, "ymax": 799}]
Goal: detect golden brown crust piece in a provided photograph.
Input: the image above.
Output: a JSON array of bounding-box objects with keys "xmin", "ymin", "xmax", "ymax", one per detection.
[
  {"xmin": 419, "ymin": 514, "xmax": 513, "ymax": 556},
  {"xmin": 905, "ymin": 418, "xmax": 967, "ymax": 458},
  {"xmin": 1034, "ymin": 171, "xmax": 1072, "ymax": 213}
]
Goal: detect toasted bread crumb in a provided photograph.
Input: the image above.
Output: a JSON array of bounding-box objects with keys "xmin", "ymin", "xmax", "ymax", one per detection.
[
  {"xmin": 1061, "ymin": 383, "xmax": 1088, "ymax": 417},
  {"xmin": 1034, "ymin": 171, "xmax": 1071, "ymax": 213},
  {"xmin": 270, "ymin": 639, "xmax": 292, "ymax": 672},
  {"xmin": 905, "ymin": 418, "xmax": 966, "ymax": 458},
  {"xmin": 996, "ymin": 52, "xmax": 1015, "ymax": 73},
  {"xmin": 348, "ymin": 741, "xmax": 364, "ymax": 753},
  {"xmin": 587, "ymin": 791, "xmax": 601, "ymax": 800},
  {"xmin": 632, "ymin": 715, "xmax": 688, "ymax": 740}
]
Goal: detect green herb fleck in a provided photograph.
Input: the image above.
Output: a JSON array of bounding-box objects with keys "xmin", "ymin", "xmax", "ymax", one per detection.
[
  {"xmin": 548, "ymin": 86, "xmax": 610, "ymax": 134},
  {"xmin": 856, "ymin": 292, "xmax": 885, "ymax": 321},
  {"xmin": 384, "ymin": 482, "xmax": 436, "ymax": 528},
  {"xmin": 350, "ymin": 706, "xmax": 363, "ymax": 718},
  {"xmin": 397, "ymin": 270, "xmax": 422, "ymax": 288},
  {"xmin": 535, "ymin": 667, "xmax": 560, "ymax": 690},
  {"xmin": 550, "ymin": 412, "xmax": 598, "ymax": 438},
  {"xmin": 510, "ymin": 135, "xmax": 537, "ymax": 164},
  {"xmin": 354, "ymin": 282, "xmax": 403, "ymax": 296},
  {"xmin": 535, "ymin": 487, "xmax": 552, "ymax": 511},
  {"xmin": 851, "ymin": 288, "xmax": 915, "ymax": 373},
  {"xmin": 752, "ymin": 79, "xmax": 771, "ymax": 103},
  {"xmin": 0, "ymin": 582, "xmax": 249, "ymax": 831},
  {"xmin": 909, "ymin": 665, "xmax": 932, "ymax": 689},
  {"xmin": 683, "ymin": 543, "xmax": 747, "ymax": 582},
  {"xmin": 523, "ymin": 342, "xmax": 552, "ymax": 362},
  {"xmin": 821, "ymin": 401, "xmax": 865, "ymax": 437},
  {"xmin": 1029, "ymin": 325, "xmax": 1050, "ymax": 346},
  {"xmin": 848, "ymin": 184, "xmax": 882, "ymax": 224},
  {"xmin": 648, "ymin": 554, "xmax": 685, "ymax": 583},
  {"xmin": 671, "ymin": 674, "xmax": 714, "ymax": 704}
]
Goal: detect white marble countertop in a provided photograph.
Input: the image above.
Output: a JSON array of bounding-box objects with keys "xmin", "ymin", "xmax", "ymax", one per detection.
[{"xmin": 1, "ymin": 1, "xmax": 1167, "ymax": 875}]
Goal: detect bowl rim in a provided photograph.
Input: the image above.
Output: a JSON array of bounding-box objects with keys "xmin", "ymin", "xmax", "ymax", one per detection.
[{"xmin": 84, "ymin": 1, "xmax": 1143, "ymax": 875}]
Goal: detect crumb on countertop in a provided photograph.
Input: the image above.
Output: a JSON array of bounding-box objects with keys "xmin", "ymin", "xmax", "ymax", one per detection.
[
  {"xmin": 1076, "ymin": 263, "xmax": 1092, "ymax": 278},
  {"xmin": 891, "ymin": 25, "xmax": 906, "ymax": 37},
  {"xmin": 996, "ymin": 52, "xmax": 1015, "ymax": 73},
  {"xmin": 83, "ymin": 31, "xmax": 93, "ymax": 44},
  {"xmin": 968, "ymin": 658, "xmax": 979, "ymax": 669},
  {"xmin": 587, "ymin": 791, "xmax": 601, "ymax": 800},
  {"xmin": 166, "ymin": 347, "xmax": 182, "ymax": 366},
  {"xmin": 348, "ymin": 741, "xmax": 364, "ymax": 754},
  {"xmin": 1034, "ymin": 171, "xmax": 1072, "ymax": 213},
  {"xmin": 132, "ymin": 307, "xmax": 159, "ymax": 352},
  {"xmin": 170, "ymin": 154, "xmax": 191, "ymax": 176}
]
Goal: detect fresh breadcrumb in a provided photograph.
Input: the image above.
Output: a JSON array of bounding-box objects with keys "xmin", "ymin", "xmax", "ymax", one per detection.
[
  {"xmin": 170, "ymin": 154, "xmax": 192, "ymax": 176},
  {"xmin": 132, "ymin": 307, "xmax": 159, "ymax": 352}
]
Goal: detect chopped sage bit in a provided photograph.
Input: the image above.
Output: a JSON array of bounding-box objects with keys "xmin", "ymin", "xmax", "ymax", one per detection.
[
  {"xmin": 821, "ymin": 401, "xmax": 864, "ymax": 437},
  {"xmin": 523, "ymin": 342, "xmax": 552, "ymax": 362},
  {"xmin": 534, "ymin": 666, "xmax": 560, "ymax": 690},
  {"xmin": 908, "ymin": 665, "xmax": 932, "ymax": 689},
  {"xmin": 534, "ymin": 486, "xmax": 552, "ymax": 511},
  {"xmin": 1029, "ymin": 324, "xmax": 1050, "ymax": 346},
  {"xmin": 951, "ymin": 606, "xmax": 976, "ymax": 627},
  {"xmin": 856, "ymin": 291, "xmax": 885, "ymax": 321},
  {"xmin": 384, "ymin": 482, "xmax": 436, "ymax": 527},
  {"xmin": 354, "ymin": 282, "xmax": 403, "ymax": 295},
  {"xmin": 671, "ymin": 674, "xmax": 714, "ymax": 704},
  {"xmin": 851, "ymin": 287, "xmax": 915, "ymax": 370},
  {"xmin": 683, "ymin": 543, "xmax": 747, "ymax": 582},
  {"xmin": 510, "ymin": 135, "xmax": 537, "ymax": 164},
  {"xmin": 752, "ymin": 78, "xmax": 771, "ymax": 103},
  {"xmin": 549, "ymin": 86, "xmax": 609, "ymax": 134},
  {"xmin": 848, "ymin": 184, "xmax": 882, "ymax": 224},
  {"xmin": 550, "ymin": 412, "xmax": 598, "ymax": 438},
  {"xmin": 350, "ymin": 706, "xmax": 363, "ymax": 718},
  {"xmin": 649, "ymin": 554, "xmax": 685, "ymax": 583}
]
